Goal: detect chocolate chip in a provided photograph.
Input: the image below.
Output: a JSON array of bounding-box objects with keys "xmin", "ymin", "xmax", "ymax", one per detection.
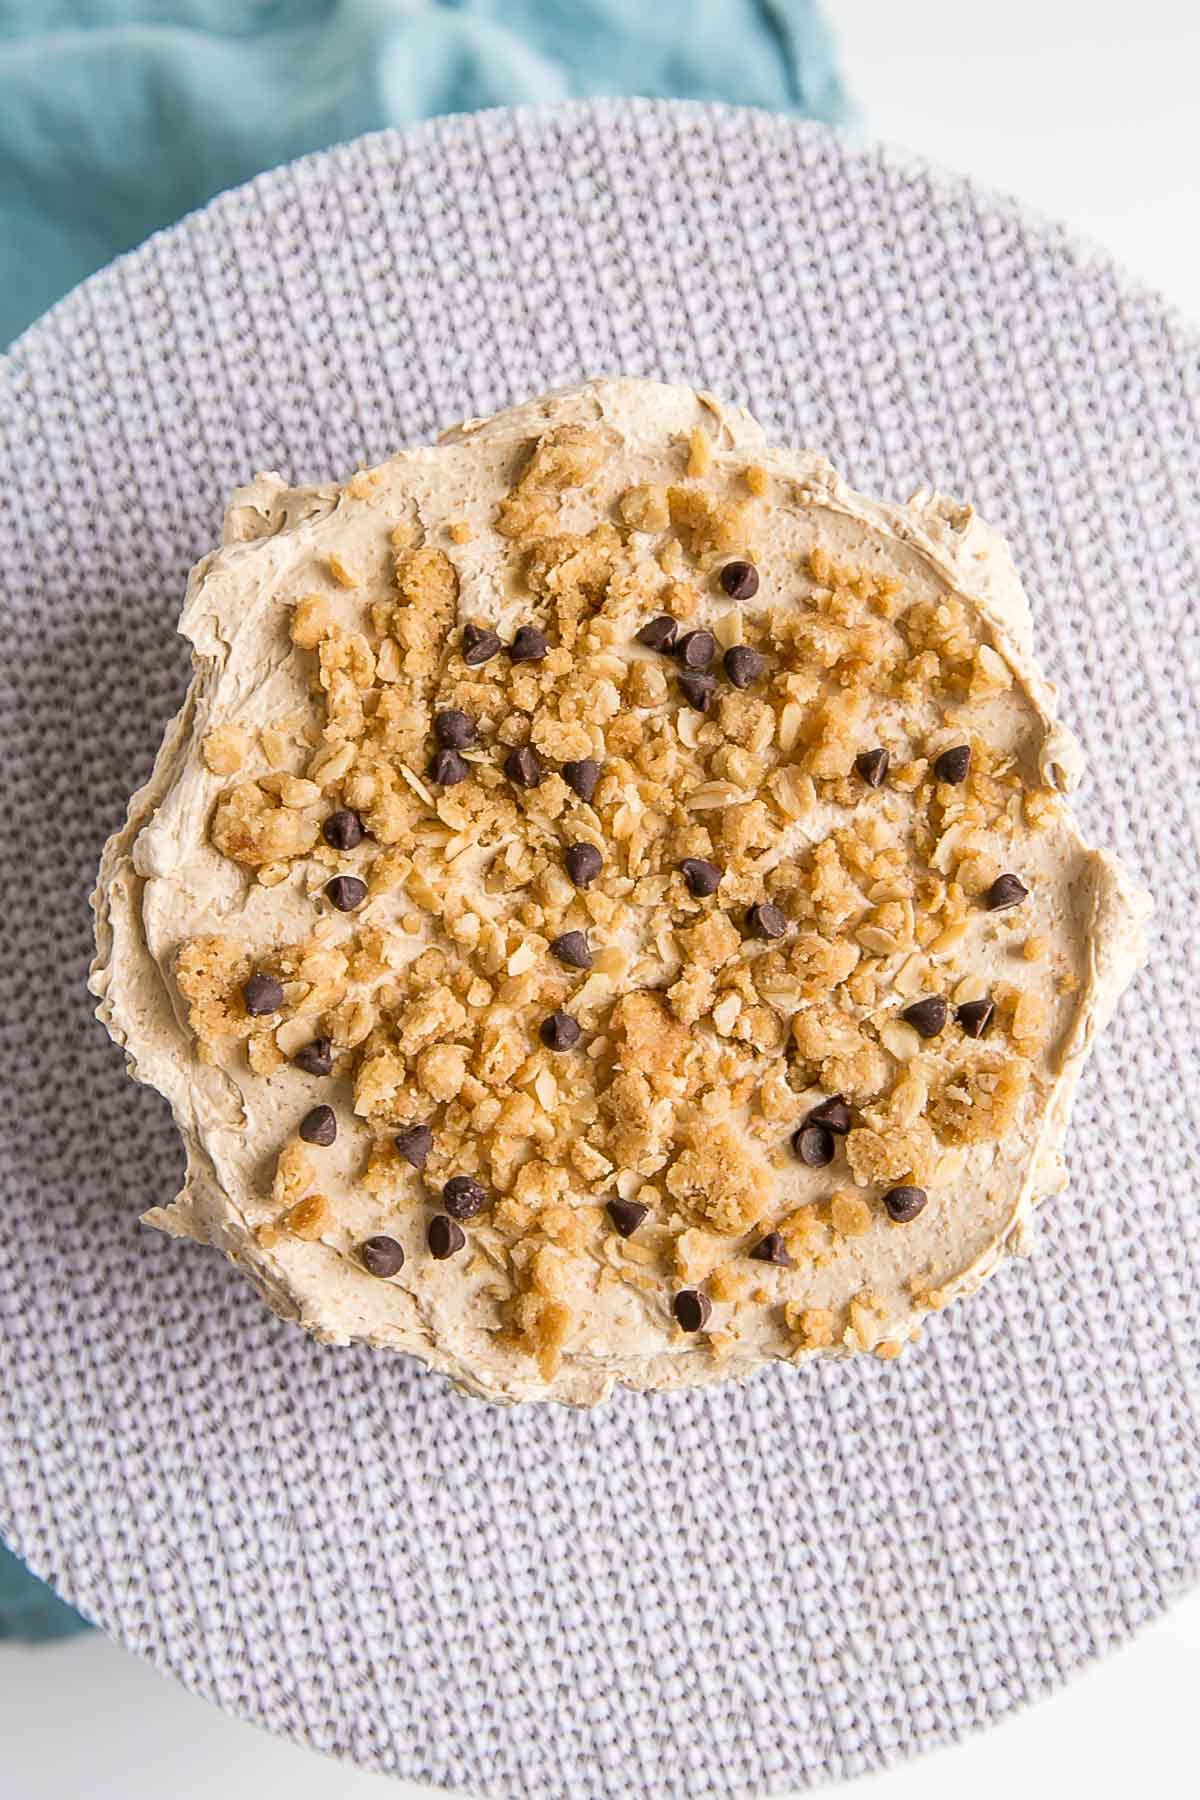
[
  {"xmin": 678, "ymin": 671, "xmax": 715, "ymax": 711},
  {"xmin": 749, "ymin": 1231, "xmax": 792, "ymax": 1266},
  {"xmin": 322, "ymin": 808, "xmax": 365, "ymax": 850},
  {"xmin": 359, "ymin": 1235, "xmax": 404, "ymax": 1278},
  {"xmin": 636, "ymin": 615, "xmax": 678, "ymax": 653},
  {"xmin": 855, "ymin": 747, "xmax": 889, "ymax": 788},
  {"xmin": 443, "ymin": 1175, "xmax": 487, "ymax": 1220},
  {"xmin": 435, "ymin": 709, "xmax": 476, "ymax": 749},
  {"xmin": 562, "ymin": 757, "xmax": 602, "ymax": 803},
  {"xmin": 792, "ymin": 1123, "xmax": 835, "ymax": 1167},
  {"xmin": 806, "ymin": 1095, "xmax": 852, "ymax": 1134},
  {"xmin": 724, "ymin": 645, "xmax": 764, "ymax": 689},
  {"xmin": 242, "ymin": 972, "xmax": 283, "ymax": 1016},
  {"xmin": 540, "ymin": 1011, "xmax": 581, "ymax": 1052},
  {"xmin": 672, "ymin": 1289, "xmax": 712, "ymax": 1332},
  {"xmin": 606, "ymin": 1198, "xmax": 649, "ymax": 1238},
  {"xmin": 299, "ymin": 1104, "xmax": 337, "ymax": 1146},
  {"xmin": 934, "ymin": 744, "xmax": 972, "ymax": 785},
  {"xmin": 292, "ymin": 1035, "xmax": 333, "ymax": 1076},
  {"xmin": 508, "ymin": 624, "xmax": 548, "ymax": 662},
  {"xmin": 677, "ymin": 629, "xmax": 717, "ymax": 670},
  {"xmin": 504, "ymin": 745, "xmax": 543, "ymax": 788},
  {"xmin": 680, "ymin": 857, "xmax": 722, "ymax": 897},
  {"xmin": 325, "ymin": 874, "xmax": 367, "ymax": 912},
  {"xmin": 394, "ymin": 1123, "xmax": 433, "ymax": 1169},
  {"xmin": 883, "ymin": 1185, "xmax": 928, "ymax": 1223},
  {"xmin": 957, "ymin": 997, "xmax": 995, "ymax": 1038},
  {"xmin": 719, "ymin": 560, "xmax": 759, "ymax": 600},
  {"xmin": 902, "ymin": 995, "xmax": 948, "ymax": 1038},
  {"xmin": 746, "ymin": 901, "xmax": 788, "ymax": 941},
  {"xmin": 550, "ymin": 930, "xmax": 592, "ymax": 970},
  {"xmin": 565, "ymin": 842, "xmax": 602, "ymax": 887},
  {"xmin": 462, "ymin": 622, "xmax": 502, "ymax": 666},
  {"xmin": 985, "ymin": 873, "xmax": 1029, "ymax": 912},
  {"xmin": 428, "ymin": 1214, "xmax": 467, "ymax": 1259},
  {"xmin": 429, "ymin": 748, "xmax": 469, "ymax": 786}
]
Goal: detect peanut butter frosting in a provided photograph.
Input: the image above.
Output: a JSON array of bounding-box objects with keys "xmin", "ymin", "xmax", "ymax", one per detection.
[{"xmin": 89, "ymin": 378, "xmax": 1150, "ymax": 1405}]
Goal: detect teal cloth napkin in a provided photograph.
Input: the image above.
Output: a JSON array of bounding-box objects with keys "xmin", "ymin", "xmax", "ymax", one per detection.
[
  {"xmin": 0, "ymin": 1543, "xmax": 90, "ymax": 1642},
  {"xmin": 0, "ymin": 0, "xmax": 849, "ymax": 349},
  {"xmin": 0, "ymin": 0, "xmax": 847, "ymax": 1639}
]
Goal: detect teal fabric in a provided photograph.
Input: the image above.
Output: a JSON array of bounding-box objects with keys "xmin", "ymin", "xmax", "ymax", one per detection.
[
  {"xmin": 0, "ymin": 0, "xmax": 846, "ymax": 1639},
  {"xmin": 0, "ymin": 1, "xmax": 849, "ymax": 348},
  {"xmin": 0, "ymin": 1542, "xmax": 90, "ymax": 1641}
]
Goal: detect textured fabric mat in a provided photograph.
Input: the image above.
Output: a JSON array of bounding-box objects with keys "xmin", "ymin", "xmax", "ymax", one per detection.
[{"xmin": 0, "ymin": 102, "xmax": 1197, "ymax": 1796}]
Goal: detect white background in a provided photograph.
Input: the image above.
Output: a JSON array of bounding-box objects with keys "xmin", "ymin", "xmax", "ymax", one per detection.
[{"xmin": 3, "ymin": 3, "xmax": 1197, "ymax": 1795}]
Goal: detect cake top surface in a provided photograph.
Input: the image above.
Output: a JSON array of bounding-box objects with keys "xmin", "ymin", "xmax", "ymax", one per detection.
[{"xmin": 90, "ymin": 378, "xmax": 1149, "ymax": 1404}]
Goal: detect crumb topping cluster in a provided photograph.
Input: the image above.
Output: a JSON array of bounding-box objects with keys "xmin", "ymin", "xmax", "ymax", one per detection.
[{"xmin": 178, "ymin": 417, "xmax": 1075, "ymax": 1379}]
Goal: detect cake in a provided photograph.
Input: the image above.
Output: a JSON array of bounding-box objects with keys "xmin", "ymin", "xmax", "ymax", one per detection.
[{"xmin": 90, "ymin": 378, "xmax": 1150, "ymax": 1404}]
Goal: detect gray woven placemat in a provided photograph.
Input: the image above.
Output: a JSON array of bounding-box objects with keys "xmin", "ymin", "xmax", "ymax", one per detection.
[{"xmin": 1, "ymin": 102, "xmax": 1197, "ymax": 1798}]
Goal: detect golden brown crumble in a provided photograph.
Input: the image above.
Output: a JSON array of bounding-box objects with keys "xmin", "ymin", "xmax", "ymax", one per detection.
[
  {"xmin": 203, "ymin": 723, "xmax": 250, "ymax": 775},
  {"xmin": 290, "ymin": 593, "xmax": 332, "ymax": 648},
  {"xmin": 686, "ymin": 426, "xmax": 713, "ymax": 479},
  {"xmin": 785, "ymin": 1303, "xmax": 837, "ymax": 1348},
  {"xmin": 619, "ymin": 483, "xmax": 670, "ymax": 533},
  {"xmin": 284, "ymin": 1193, "xmax": 331, "ymax": 1240}
]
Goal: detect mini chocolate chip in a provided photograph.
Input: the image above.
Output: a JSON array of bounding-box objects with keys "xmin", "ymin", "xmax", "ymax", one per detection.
[
  {"xmin": 807, "ymin": 1095, "xmax": 852, "ymax": 1134},
  {"xmin": 934, "ymin": 744, "xmax": 972, "ymax": 785},
  {"xmin": 550, "ymin": 930, "xmax": 592, "ymax": 970},
  {"xmin": 242, "ymin": 972, "xmax": 283, "ymax": 1016},
  {"xmin": 299, "ymin": 1104, "xmax": 337, "ymax": 1146},
  {"xmin": 434, "ymin": 709, "xmax": 476, "ymax": 749},
  {"xmin": 325, "ymin": 874, "xmax": 367, "ymax": 912},
  {"xmin": 565, "ymin": 842, "xmax": 603, "ymax": 887},
  {"xmin": 562, "ymin": 758, "xmax": 602, "ymax": 802},
  {"xmin": 957, "ymin": 997, "xmax": 996, "ymax": 1038},
  {"xmin": 322, "ymin": 808, "xmax": 365, "ymax": 850},
  {"xmin": 394, "ymin": 1123, "xmax": 433, "ymax": 1169},
  {"xmin": 508, "ymin": 624, "xmax": 548, "ymax": 662},
  {"xmin": 428, "ymin": 1214, "xmax": 467, "ymax": 1259},
  {"xmin": 443, "ymin": 1175, "xmax": 487, "ymax": 1220},
  {"xmin": 724, "ymin": 644, "xmax": 764, "ymax": 689},
  {"xmin": 902, "ymin": 995, "xmax": 948, "ymax": 1038},
  {"xmin": 985, "ymin": 873, "xmax": 1029, "ymax": 912},
  {"xmin": 792, "ymin": 1123, "xmax": 835, "ymax": 1167},
  {"xmin": 606, "ymin": 1198, "xmax": 649, "ymax": 1238},
  {"xmin": 883, "ymin": 1185, "xmax": 928, "ymax": 1223},
  {"xmin": 719, "ymin": 560, "xmax": 760, "ymax": 600},
  {"xmin": 292, "ymin": 1035, "xmax": 333, "ymax": 1076},
  {"xmin": 504, "ymin": 745, "xmax": 543, "ymax": 788},
  {"xmin": 749, "ymin": 1231, "xmax": 792, "ymax": 1266},
  {"xmin": 359, "ymin": 1235, "xmax": 404, "ymax": 1278},
  {"xmin": 677, "ymin": 671, "xmax": 715, "ymax": 711},
  {"xmin": 540, "ymin": 1011, "xmax": 581, "ymax": 1052},
  {"xmin": 429, "ymin": 748, "xmax": 469, "ymax": 786},
  {"xmin": 677, "ymin": 629, "xmax": 717, "ymax": 670},
  {"xmin": 673, "ymin": 1289, "xmax": 712, "ymax": 1332},
  {"xmin": 636, "ymin": 615, "xmax": 678, "ymax": 653},
  {"xmin": 855, "ymin": 747, "xmax": 889, "ymax": 788},
  {"xmin": 747, "ymin": 901, "xmax": 788, "ymax": 941},
  {"xmin": 462, "ymin": 622, "xmax": 502, "ymax": 665},
  {"xmin": 680, "ymin": 857, "xmax": 722, "ymax": 897}
]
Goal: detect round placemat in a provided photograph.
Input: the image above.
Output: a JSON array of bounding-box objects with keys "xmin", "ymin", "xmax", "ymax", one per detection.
[{"xmin": 1, "ymin": 101, "xmax": 1197, "ymax": 1797}]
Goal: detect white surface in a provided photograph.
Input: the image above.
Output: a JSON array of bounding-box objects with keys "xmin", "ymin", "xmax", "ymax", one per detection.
[
  {"xmin": 838, "ymin": 0, "xmax": 1200, "ymax": 323},
  {"xmin": 5, "ymin": 3, "xmax": 1197, "ymax": 1796}
]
